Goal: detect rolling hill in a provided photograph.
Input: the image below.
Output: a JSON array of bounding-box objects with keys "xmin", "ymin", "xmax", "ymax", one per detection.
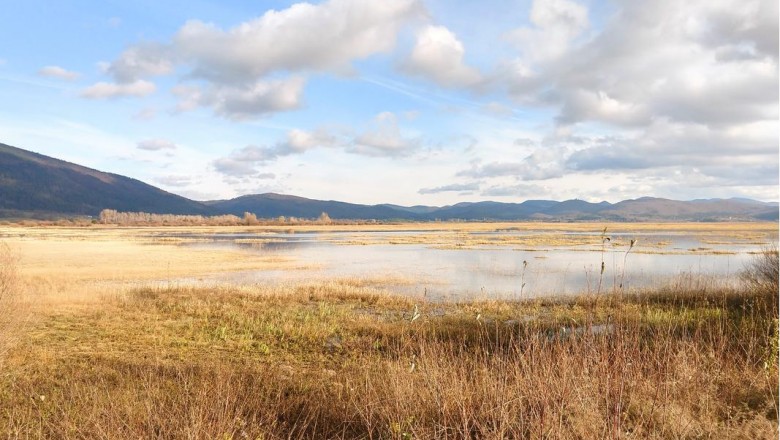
[
  {"xmin": 206, "ymin": 193, "xmax": 410, "ymax": 220},
  {"xmin": 0, "ymin": 142, "xmax": 776, "ymax": 221},
  {"xmin": 0, "ymin": 143, "xmax": 212, "ymax": 217}
]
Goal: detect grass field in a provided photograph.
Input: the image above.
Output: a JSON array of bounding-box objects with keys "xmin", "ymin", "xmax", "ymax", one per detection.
[{"xmin": 0, "ymin": 224, "xmax": 777, "ymax": 438}]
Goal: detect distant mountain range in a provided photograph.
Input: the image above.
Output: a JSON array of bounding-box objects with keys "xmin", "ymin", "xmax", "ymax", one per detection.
[{"xmin": 0, "ymin": 142, "xmax": 777, "ymax": 222}]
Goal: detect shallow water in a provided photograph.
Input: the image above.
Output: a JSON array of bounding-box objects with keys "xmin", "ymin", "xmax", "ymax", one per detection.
[{"xmin": 153, "ymin": 229, "xmax": 771, "ymax": 300}]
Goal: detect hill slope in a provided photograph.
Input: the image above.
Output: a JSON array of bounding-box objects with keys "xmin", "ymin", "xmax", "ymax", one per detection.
[
  {"xmin": 0, "ymin": 143, "xmax": 212, "ymax": 217},
  {"xmin": 208, "ymin": 193, "xmax": 416, "ymax": 220},
  {"xmin": 0, "ymin": 142, "xmax": 776, "ymax": 221},
  {"xmin": 210, "ymin": 194, "xmax": 777, "ymax": 221}
]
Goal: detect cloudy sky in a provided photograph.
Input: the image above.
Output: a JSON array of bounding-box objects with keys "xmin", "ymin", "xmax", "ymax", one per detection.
[{"xmin": 0, "ymin": 0, "xmax": 777, "ymax": 205}]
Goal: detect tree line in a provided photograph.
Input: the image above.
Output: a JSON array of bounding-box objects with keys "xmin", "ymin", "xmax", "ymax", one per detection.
[{"xmin": 98, "ymin": 209, "xmax": 337, "ymax": 226}]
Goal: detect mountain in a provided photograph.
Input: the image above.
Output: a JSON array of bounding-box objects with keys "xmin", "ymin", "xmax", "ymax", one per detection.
[
  {"xmin": 208, "ymin": 195, "xmax": 776, "ymax": 221},
  {"xmin": 602, "ymin": 197, "xmax": 778, "ymax": 221},
  {"xmin": 208, "ymin": 193, "xmax": 414, "ymax": 220},
  {"xmin": 0, "ymin": 143, "xmax": 212, "ymax": 217},
  {"xmin": 0, "ymin": 142, "xmax": 776, "ymax": 221}
]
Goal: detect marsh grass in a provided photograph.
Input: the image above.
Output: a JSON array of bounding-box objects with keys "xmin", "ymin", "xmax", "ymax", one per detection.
[
  {"xmin": 0, "ymin": 242, "xmax": 24, "ymax": 366},
  {"xmin": 1, "ymin": 225, "xmax": 778, "ymax": 438},
  {"xmin": 1, "ymin": 277, "xmax": 777, "ymax": 438}
]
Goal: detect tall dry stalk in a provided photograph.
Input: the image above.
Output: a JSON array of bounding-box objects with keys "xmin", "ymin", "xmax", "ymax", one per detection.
[
  {"xmin": 619, "ymin": 238, "xmax": 637, "ymax": 291},
  {"xmin": 519, "ymin": 259, "xmax": 528, "ymax": 299},
  {"xmin": 597, "ymin": 227, "xmax": 610, "ymax": 295}
]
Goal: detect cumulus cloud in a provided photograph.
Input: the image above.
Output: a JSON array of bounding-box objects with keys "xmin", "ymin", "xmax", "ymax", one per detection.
[
  {"xmin": 458, "ymin": 146, "xmax": 568, "ymax": 181},
  {"xmin": 351, "ymin": 112, "xmax": 419, "ymax": 157},
  {"xmin": 504, "ymin": 0, "xmax": 588, "ymax": 63},
  {"xmin": 93, "ymin": 0, "xmax": 424, "ymax": 117},
  {"xmin": 81, "ymin": 79, "xmax": 156, "ymax": 99},
  {"xmin": 171, "ymin": 0, "xmax": 422, "ymax": 82},
  {"xmin": 212, "ymin": 128, "xmax": 339, "ymax": 178},
  {"xmin": 484, "ymin": 0, "xmax": 778, "ymax": 201},
  {"xmin": 212, "ymin": 111, "xmax": 422, "ymax": 179},
  {"xmin": 108, "ymin": 43, "xmax": 174, "ymax": 83},
  {"xmin": 279, "ymin": 128, "xmax": 338, "ymax": 154},
  {"xmin": 401, "ymin": 25, "xmax": 483, "ymax": 88},
  {"xmin": 173, "ymin": 77, "xmax": 305, "ymax": 119},
  {"xmin": 38, "ymin": 65, "xmax": 80, "ymax": 81},
  {"xmin": 503, "ymin": 0, "xmax": 778, "ymax": 130},
  {"xmin": 212, "ymin": 149, "xmax": 265, "ymax": 177},
  {"xmin": 566, "ymin": 119, "xmax": 778, "ymax": 172},
  {"xmin": 418, "ymin": 182, "xmax": 480, "ymax": 194}
]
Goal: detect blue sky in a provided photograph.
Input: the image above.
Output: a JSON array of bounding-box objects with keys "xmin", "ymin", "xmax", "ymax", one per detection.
[{"xmin": 0, "ymin": 0, "xmax": 777, "ymax": 205}]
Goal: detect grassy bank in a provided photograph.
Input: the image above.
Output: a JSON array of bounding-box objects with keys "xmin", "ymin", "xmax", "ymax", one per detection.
[
  {"xmin": 1, "ymin": 278, "xmax": 777, "ymax": 438},
  {"xmin": 0, "ymin": 228, "xmax": 776, "ymax": 438}
]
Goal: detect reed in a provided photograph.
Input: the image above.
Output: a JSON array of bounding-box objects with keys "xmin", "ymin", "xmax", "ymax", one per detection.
[{"xmin": 1, "ymin": 277, "xmax": 776, "ymax": 438}]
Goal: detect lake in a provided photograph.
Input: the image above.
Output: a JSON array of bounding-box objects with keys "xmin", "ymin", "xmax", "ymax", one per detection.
[{"xmin": 148, "ymin": 225, "xmax": 776, "ymax": 299}]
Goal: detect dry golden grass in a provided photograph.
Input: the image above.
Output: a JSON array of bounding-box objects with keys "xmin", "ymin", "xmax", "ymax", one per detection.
[
  {"xmin": 312, "ymin": 222, "xmax": 777, "ymax": 251},
  {"xmin": 1, "ymin": 281, "xmax": 777, "ymax": 438},
  {"xmin": 0, "ymin": 227, "xmax": 304, "ymax": 307},
  {"xmin": 0, "ymin": 225, "xmax": 777, "ymax": 438},
  {"xmin": 0, "ymin": 242, "xmax": 25, "ymax": 367}
]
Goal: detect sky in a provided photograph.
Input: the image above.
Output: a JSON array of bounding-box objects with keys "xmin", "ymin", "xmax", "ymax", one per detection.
[{"xmin": 0, "ymin": 0, "xmax": 777, "ymax": 205}]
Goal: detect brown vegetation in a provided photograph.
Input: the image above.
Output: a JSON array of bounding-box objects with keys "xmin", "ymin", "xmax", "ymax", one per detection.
[
  {"xmin": 1, "ymin": 280, "xmax": 777, "ymax": 437},
  {"xmin": 0, "ymin": 242, "xmax": 20, "ymax": 366},
  {"xmin": 0, "ymin": 226, "xmax": 776, "ymax": 438},
  {"xmin": 742, "ymin": 244, "xmax": 779, "ymax": 294}
]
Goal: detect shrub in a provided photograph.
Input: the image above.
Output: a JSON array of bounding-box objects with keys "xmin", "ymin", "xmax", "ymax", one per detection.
[{"xmin": 743, "ymin": 244, "xmax": 779, "ymax": 293}]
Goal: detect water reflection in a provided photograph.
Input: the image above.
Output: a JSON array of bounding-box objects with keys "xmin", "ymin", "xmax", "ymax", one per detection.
[{"xmin": 145, "ymin": 228, "xmax": 774, "ymax": 300}]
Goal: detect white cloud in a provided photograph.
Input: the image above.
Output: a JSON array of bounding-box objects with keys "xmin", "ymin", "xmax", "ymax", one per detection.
[
  {"xmin": 458, "ymin": 144, "xmax": 569, "ymax": 181},
  {"xmin": 38, "ymin": 65, "xmax": 80, "ymax": 81},
  {"xmin": 566, "ymin": 119, "xmax": 778, "ymax": 173},
  {"xmin": 96, "ymin": 0, "xmax": 424, "ymax": 117},
  {"xmin": 402, "ymin": 25, "xmax": 482, "ymax": 88},
  {"xmin": 503, "ymin": 0, "xmax": 778, "ymax": 130},
  {"xmin": 211, "ymin": 128, "xmax": 334, "ymax": 178},
  {"xmin": 279, "ymin": 128, "xmax": 338, "ymax": 154},
  {"xmin": 172, "ymin": 77, "xmax": 306, "ymax": 119},
  {"xmin": 212, "ymin": 148, "xmax": 266, "ymax": 177},
  {"xmin": 174, "ymin": 77, "xmax": 306, "ymax": 119},
  {"xmin": 137, "ymin": 139, "xmax": 177, "ymax": 151},
  {"xmin": 81, "ymin": 79, "xmax": 156, "ymax": 99},
  {"xmin": 419, "ymin": 182, "xmax": 480, "ymax": 194},
  {"xmin": 211, "ymin": 112, "xmax": 427, "ymax": 184},
  {"xmin": 505, "ymin": 0, "xmax": 588, "ymax": 63},
  {"xmin": 172, "ymin": 0, "xmax": 423, "ymax": 82},
  {"xmin": 480, "ymin": 0, "xmax": 779, "ymax": 203},
  {"xmin": 351, "ymin": 112, "xmax": 419, "ymax": 157},
  {"xmin": 108, "ymin": 43, "xmax": 174, "ymax": 83}
]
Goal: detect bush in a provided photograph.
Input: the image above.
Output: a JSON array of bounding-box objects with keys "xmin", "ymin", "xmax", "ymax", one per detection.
[{"xmin": 743, "ymin": 244, "xmax": 779, "ymax": 293}]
